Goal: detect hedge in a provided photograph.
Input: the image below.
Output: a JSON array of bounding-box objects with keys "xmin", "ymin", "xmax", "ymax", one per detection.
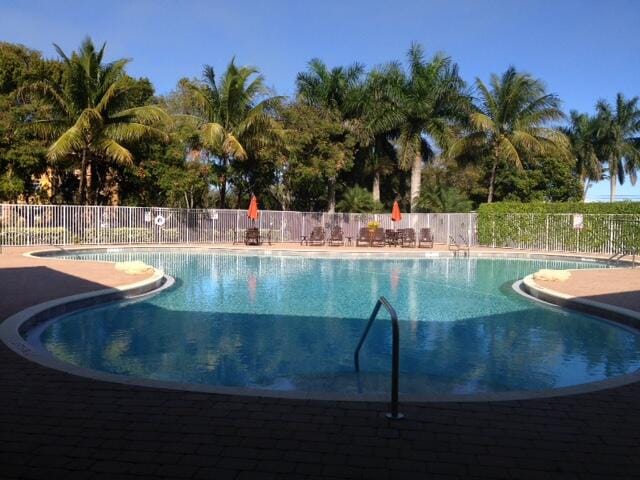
[
  {"xmin": 478, "ymin": 201, "xmax": 640, "ymax": 215},
  {"xmin": 477, "ymin": 202, "xmax": 640, "ymax": 253}
]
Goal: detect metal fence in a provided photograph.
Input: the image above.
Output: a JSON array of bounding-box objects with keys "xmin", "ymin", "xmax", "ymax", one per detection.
[
  {"xmin": 0, "ymin": 204, "xmax": 478, "ymax": 247},
  {"xmin": 480, "ymin": 213, "xmax": 640, "ymax": 255}
]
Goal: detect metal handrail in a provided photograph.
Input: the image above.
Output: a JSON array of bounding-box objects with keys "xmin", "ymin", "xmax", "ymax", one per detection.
[{"xmin": 354, "ymin": 296, "xmax": 403, "ymax": 420}]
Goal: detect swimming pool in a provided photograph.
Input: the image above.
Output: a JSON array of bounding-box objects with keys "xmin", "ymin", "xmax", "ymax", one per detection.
[{"xmin": 38, "ymin": 250, "xmax": 640, "ymax": 397}]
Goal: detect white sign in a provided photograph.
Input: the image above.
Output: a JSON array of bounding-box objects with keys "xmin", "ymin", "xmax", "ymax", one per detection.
[{"xmin": 572, "ymin": 214, "xmax": 584, "ymax": 230}]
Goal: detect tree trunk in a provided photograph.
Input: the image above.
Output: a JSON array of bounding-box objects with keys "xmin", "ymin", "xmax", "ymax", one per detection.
[
  {"xmin": 219, "ymin": 179, "xmax": 227, "ymax": 208},
  {"xmin": 487, "ymin": 158, "xmax": 498, "ymax": 204},
  {"xmin": 610, "ymin": 173, "xmax": 617, "ymax": 203},
  {"xmin": 327, "ymin": 177, "xmax": 336, "ymax": 214},
  {"xmin": 87, "ymin": 161, "xmax": 96, "ymax": 205},
  {"xmin": 410, "ymin": 154, "xmax": 422, "ymax": 212},
  {"xmin": 79, "ymin": 149, "xmax": 87, "ymax": 204},
  {"xmin": 372, "ymin": 172, "xmax": 381, "ymax": 202},
  {"xmin": 583, "ymin": 178, "xmax": 590, "ymax": 201},
  {"xmin": 219, "ymin": 157, "xmax": 228, "ymax": 208}
]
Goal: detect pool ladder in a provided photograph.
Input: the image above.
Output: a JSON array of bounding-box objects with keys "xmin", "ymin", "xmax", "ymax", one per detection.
[{"xmin": 354, "ymin": 296, "xmax": 404, "ymax": 420}]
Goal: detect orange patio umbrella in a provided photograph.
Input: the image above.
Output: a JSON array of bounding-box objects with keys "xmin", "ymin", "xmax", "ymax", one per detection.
[
  {"xmin": 247, "ymin": 195, "xmax": 259, "ymax": 223},
  {"xmin": 391, "ymin": 200, "xmax": 402, "ymax": 224}
]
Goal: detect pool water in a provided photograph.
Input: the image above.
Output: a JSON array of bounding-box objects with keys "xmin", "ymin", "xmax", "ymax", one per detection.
[{"xmin": 40, "ymin": 251, "xmax": 640, "ymax": 396}]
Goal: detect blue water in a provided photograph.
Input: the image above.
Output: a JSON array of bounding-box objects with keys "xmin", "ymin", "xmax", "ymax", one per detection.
[{"xmin": 40, "ymin": 251, "xmax": 640, "ymax": 396}]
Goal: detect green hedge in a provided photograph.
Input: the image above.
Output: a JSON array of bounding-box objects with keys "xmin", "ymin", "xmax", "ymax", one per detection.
[
  {"xmin": 478, "ymin": 201, "xmax": 640, "ymax": 215},
  {"xmin": 477, "ymin": 202, "xmax": 640, "ymax": 252}
]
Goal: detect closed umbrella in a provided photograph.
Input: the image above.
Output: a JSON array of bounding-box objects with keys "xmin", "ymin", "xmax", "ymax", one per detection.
[
  {"xmin": 391, "ymin": 200, "xmax": 402, "ymax": 223},
  {"xmin": 247, "ymin": 195, "xmax": 259, "ymax": 223},
  {"xmin": 391, "ymin": 200, "xmax": 402, "ymax": 245}
]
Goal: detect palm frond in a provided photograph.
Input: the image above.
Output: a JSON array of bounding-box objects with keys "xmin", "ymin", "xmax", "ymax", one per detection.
[{"xmin": 95, "ymin": 138, "xmax": 133, "ymax": 165}]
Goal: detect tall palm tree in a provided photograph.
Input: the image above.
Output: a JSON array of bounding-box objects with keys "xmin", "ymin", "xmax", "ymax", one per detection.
[
  {"xmin": 353, "ymin": 69, "xmax": 401, "ymax": 203},
  {"xmin": 562, "ymin": 111, "xmax": 603, "ymax": 200},
  {"xmin": 296, "ymin": 59, "xmax": 364, "ymax": 212},
  {"xmin": 28, "ymin": 37, "xmax": 169, "ymax": 204},
  {"xmin": 296, "ymin": 58, "xmax": 364, "ymax": 117},
  {"xmin": 449, "ymin": 67, "xmax": 567, "ymax": 203},
  {"xmin": 187, "ymin": 60, "xmax": 283, "ymax": 208},
  {"xmin": 594, "ymin": 94, "xmax": 640, "ymax": 202},
  {"xmin": 373, "ymin": 44, "xmax": 469, "ymax": 211}
]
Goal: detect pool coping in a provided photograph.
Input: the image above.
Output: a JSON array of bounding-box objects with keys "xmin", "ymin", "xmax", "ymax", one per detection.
[
  {"xmin": 3, "ymin": 245, "xmax": 640, "ymax": 403},
  {"xmin": 520, "ymin": 274, "xmax": 640, "ymax": 330}
]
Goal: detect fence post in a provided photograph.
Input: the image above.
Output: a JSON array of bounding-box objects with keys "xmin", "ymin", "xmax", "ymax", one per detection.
[
  {"xmin": 467, "ymin": 213, "xmax": 472, "ymax": 245},
  {"xmin": 281, "ymin": 211, "xmax": 284, "ymax": 243},
  {"xmin": 492, "ymin": 219, "xmax": 495, "ymax": 248},
  {"xmin": 446, "ymin": 214, "xmax": 451, "ymax": 242},
  {"xmin": 63, "ymin": 205, "xmax": 67, "ymax": 245},
  {"xmin": 186, "ymin": 210, "xmax": 190, "ymax": 244},
  {"xmin": 545, "ymin": 215, "xmax": 549, "ymax": 251}
]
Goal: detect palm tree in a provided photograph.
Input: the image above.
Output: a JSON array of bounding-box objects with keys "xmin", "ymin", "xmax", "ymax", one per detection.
[
  {"xmin": 28, "ymin": 37, "xmax": 169, "ymax": 204},
  {"xmin": 186, "ymin": 59, "xmax": 283, "ymax": 208},
  {"xmin": 562, "ymin": 111, "xmax": 603, "ymax": 200},
  {"xmin": 415, "ymin": 183, "xmax": 472, "ymax": 213},
  {"xmin": 335, "ymin": 186, "xmax": 381, "ymax": 213},
  {"xmin": 296, "ymin": 58, "xmax": 364, "ymax": 116},
  {"xmin": 594, "ymin": 94, "xmax": 640, "ymax": 202},
  {"xmin": 353, "ymin": 69, "xmax": 401, "ymax": 203},
  {"xmin": 448, "ymin": 67, "xmax": 567, "ymax": 203},
  {"xmin": 296, "ymin": 59, "xmax": 364, "ymax": 212},
  {"xmin": 374, "ymin": 45, "xmax": 469, "ymax": 211}
]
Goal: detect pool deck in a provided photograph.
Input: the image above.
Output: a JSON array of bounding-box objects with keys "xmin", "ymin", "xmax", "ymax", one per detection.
[{"xmin": 1, "ymin": 244, "xmax": 640, "ymax": 479}]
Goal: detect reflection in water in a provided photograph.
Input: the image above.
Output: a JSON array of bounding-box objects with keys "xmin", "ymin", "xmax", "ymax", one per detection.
[{"xmin": 42, "ymin": 252, "xmax": 640, "ymax": 395}]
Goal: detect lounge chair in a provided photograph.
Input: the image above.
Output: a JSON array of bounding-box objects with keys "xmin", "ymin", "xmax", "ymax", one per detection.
[
  {"xmin": 356, "ymin": 227, "xmax": 370, "ymax": 247},
  {"xmin": 372, "ymin": 228, "xmax": 386, "ymax": 247},
  {"xmin": 449, "ymin": 235, "xmax": 470, "ymax": 256},
  {"xmin": 308, "ymin": 226, "xmax": 326, "ymax": 246},
  {"xmin": 401, "ymin": 228, "xmax": 416, "ymax": 248},
  {"xmin": 244, "ymin": 227, "xmax": 261, "ymax": 245},
  {"xmin": 418, "ymin": 228, "xmax": 434, "ymax": 248},
  {"xmin": 328, "ymin": 226, "xmax": 344, "ymax": 246},
  {"xmin": 385, "ymin": 229, "xmax": 399, "ymax": 247}
]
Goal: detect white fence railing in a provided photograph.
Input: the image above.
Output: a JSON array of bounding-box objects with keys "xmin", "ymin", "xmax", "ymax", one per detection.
[
  {"xmin": 0, "ymin": 204, "xmax": 478, "ymax": 247},
  {"xmin": 481, "ymin": 213, "xmax": 640, "ymax": 255}
]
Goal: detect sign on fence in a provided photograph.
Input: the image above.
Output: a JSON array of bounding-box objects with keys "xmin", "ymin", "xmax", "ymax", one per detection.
[{"xmin": 572, "ymin": 214, "xmax": 584, "ymax": 230}]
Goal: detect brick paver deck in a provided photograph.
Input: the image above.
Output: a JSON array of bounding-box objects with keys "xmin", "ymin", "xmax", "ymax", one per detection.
[{"xmin": 2, "ymin": 246, "xmax": 640, "ymax": 479}]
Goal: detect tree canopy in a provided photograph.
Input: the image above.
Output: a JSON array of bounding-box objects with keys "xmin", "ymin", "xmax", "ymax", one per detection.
[{"xmin": 0, "ymin": 38, "xmax": 635, "ymax": 209}]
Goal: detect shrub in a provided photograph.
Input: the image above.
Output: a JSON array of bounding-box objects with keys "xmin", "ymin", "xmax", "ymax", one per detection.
[{"xmin": 477, "ymin": 202, "xmax": 640, "ymax": 252}]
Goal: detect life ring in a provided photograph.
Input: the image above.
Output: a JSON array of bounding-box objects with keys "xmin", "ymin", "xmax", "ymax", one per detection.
[{"xmin": 154, "ymin": 214, "xmax": 166, "ymax": 227}]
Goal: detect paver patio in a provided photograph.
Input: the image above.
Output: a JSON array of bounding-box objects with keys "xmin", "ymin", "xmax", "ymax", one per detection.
[{"xmin": 1, "ymin": 245, "xmax": 640, "ymax": 479}]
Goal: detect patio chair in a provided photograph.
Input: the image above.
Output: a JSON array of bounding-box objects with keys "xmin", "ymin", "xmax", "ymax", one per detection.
[
  {"xmin": 401, "ymin": 228, "xmax": 416, "ymax": 248},
  {"xmin": 328, "ymin": 226, "xmax": 344, "ymax": 246},
  {"xmin": 449, "ymin": 235, "xmax": 469, "ymax": 256},
  {"xmin": 244, "ymin": 227, "xmax": 261, "ymax": 246},
  {"xmin": 356, "ymin": 227, "xmax": 370, "ymax": 247},
  {"xmin": 372, "ymin": 228, "xmax": 386, "ymax": 247},
  {"xmin": 385, "ymin": 229, "xmax": 399, "ymax": 247},
  {"xmin": 418, "ymin": 228, "xmax": 434, "ymax": 248},
  {"xmin": 308, "ymin": 226, "xmax": 326, "ymax": 246}
]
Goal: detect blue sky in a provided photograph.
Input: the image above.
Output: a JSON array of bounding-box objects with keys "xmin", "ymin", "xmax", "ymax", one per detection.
[{"xmin": 2, "ymin": 0, "xmax": 639, "ymax": 201}]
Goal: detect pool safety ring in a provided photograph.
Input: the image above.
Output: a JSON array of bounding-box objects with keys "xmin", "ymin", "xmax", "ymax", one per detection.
[{"xmin": 154, "ymin": 214, "xmax": 166, "ymax": 227}]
